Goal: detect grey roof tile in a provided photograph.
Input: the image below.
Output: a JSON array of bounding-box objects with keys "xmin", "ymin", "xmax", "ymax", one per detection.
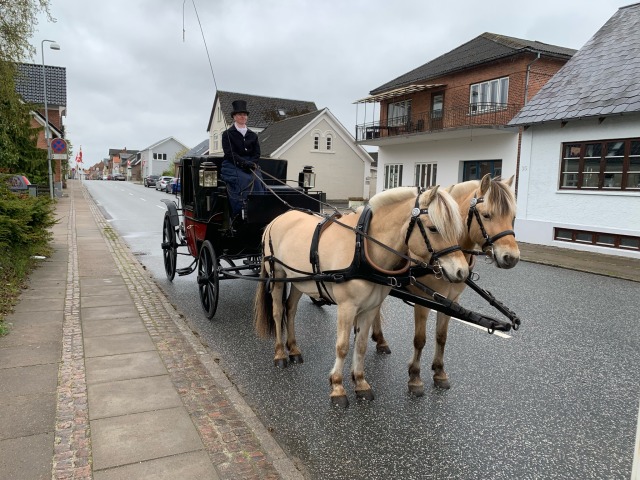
[
  {"xmin": 15, "ymin": 63, "xmax": 67, "ymax": 106},
  {"xmin": 258, "ymin": 110, "xmax": 324, "ymax": 156},
  {"xmin": 213, "ymin": 91, "xmax": 317, "ymax": 130},
  {"xmin": 511, "ymin": 3, "xmax": 640, "ymax": 125},
  {"xmin": 370, "ymin": 32, "xmax": 575, "ymax": 95}
]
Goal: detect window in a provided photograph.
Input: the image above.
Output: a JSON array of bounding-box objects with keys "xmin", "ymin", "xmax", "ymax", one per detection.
[
  {"xmin": 470, "ymin": 77, "xmax": 509, "ymax": 113},
  {"xmin": 313, "ymin": 135, "xmax": 319, "ymax": 150},
  {"xmin": 554, "ymin": 228, "xmax": 640, "ymax": 251},
  {"xmin": 463, "ymin": 160, "xmax": 502, "ymax": 181},
  {"xmin": 415, "ymin": 163, "xmax": 437, "ymax": 188},
  {"xmin": 560, "ymin": 138, "xmax": 640, "ymax": 190},
  {"xmin": 213, "ymin": 133, "xmax": 219, "ymax": 151},
  {"xmin": 387, "ymin": 100, "xmax": 411, "ymax": 126},
  {"xmin": 384, "ymin": 164, "xmax": 403, "ymax": 189},
  {"xmin": 326, "ymin": 135, "xmax": 332, "ymax": 151}
]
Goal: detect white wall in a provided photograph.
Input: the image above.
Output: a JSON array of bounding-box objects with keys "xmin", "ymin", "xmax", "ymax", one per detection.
[
  {"xmin": 275, "ymin": 118, "xmax": 368, "ymax": 200},
  {"xmin": 516, "ymin": 115, "xmax": 640, "ymax": 258},
  {"xmin": 376, "ymin": 132, "xmax": 518, "ymax": 191}
]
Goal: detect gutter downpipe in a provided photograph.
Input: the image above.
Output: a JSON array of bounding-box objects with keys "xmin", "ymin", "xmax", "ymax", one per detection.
[{"xmin": 524, "ymin": 52, "xmax": 541, "ymax": 105}]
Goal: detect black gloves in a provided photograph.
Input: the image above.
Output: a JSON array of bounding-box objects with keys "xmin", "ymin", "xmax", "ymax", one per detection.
[{"xmin": 239, "ymin": 160, "xmax": 257, "ymax": 172}]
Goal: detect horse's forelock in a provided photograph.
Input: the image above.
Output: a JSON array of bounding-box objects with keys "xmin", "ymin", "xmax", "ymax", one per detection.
[
  {"xmin": 486, "ymin": 179, "xmax": 516, "ymax": 218},
  {"xmin": 368, "ymin": 187, "xmax": 416, "ymax": 212},
  {"xmin": 423, "ymin": 190, "xmax": 464, "ymax": 244}
]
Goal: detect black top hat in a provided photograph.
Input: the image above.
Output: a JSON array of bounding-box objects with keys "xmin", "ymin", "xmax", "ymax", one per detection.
[{"xmin": 231, "ymin": 100, "xmax": 250, "ymax": 116}]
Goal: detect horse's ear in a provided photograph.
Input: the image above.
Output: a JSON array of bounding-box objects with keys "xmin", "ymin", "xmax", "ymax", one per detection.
[
  {"xmin": 504, "ymin": 175, "xmax": 515, "ymax": 187},
  {"xmin": 446, "ymin": 184, "xmax": 455, "ymax": 194},
  {"xmin": 422, "ymin": 185, "xmax": 439, "ymax": 205},
  {"xmin": 480, "ymin": 174, "xmax": 491, "ymax": 195}
]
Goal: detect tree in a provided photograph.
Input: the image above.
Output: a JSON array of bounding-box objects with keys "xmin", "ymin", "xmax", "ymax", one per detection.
[{"xmin": 0, "ymin": 0, "xmax": 54, "ymax": 182}]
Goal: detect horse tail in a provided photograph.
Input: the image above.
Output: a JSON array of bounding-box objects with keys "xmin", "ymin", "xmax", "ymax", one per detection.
[{"xmin": 254, "ymin": 259, "xmax": 275, "ymax": 338}]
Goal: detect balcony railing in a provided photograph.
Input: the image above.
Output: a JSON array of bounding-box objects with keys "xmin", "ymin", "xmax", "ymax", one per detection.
[{"xmin": 356, "ymin": 103, "xmax": 522, "ymax": 142}]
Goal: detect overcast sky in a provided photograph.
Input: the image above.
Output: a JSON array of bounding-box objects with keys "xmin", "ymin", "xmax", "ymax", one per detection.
[{"xmin": 32, "ymin": 0, "xmax": 624, "ymax": 169}]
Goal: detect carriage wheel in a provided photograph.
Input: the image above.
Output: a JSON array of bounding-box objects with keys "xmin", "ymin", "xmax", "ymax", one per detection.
[
  {"xmin": 197, "ymin": 240, "xmax": 219, "ymax": 319},
  {"xmin": 162, "ymin": 214, "xmax": 177, "ymax": 281}
]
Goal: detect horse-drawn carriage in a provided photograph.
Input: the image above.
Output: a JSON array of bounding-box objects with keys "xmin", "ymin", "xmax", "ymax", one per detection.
[
  {"xmin": 160, "ymin": 155, "xmax": 325, "ymax": 318},
  {"xmin": 161, "ymin": 158, "xmax": 522, "ymax": 405}
]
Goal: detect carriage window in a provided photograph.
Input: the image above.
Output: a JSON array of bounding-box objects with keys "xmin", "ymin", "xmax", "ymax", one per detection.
[
  {"xmin": 415, "ymin": 163, "xmax": 437, "ymax": 188},
  {"xmin": 559, "ymin": 138, "xmax": 640, "ymax": 191},
  {"xmin": 554, "ymin": 228, "xmax": 640, "ymax": 252},
  {"xmin": 384, "ymin": 164, "xmax": 403, "ymax": 189}
]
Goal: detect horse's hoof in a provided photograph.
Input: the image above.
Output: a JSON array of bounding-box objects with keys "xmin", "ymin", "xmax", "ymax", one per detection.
[
  {"xmin": 274, "ymin": 358, "xmax": 288, "ymax": 368},
  {"xmin": 330, "ymin": 396, "xmax": 349, "ymax": 408},
  {"xmin": 355, "ymin": 389, "xmax": 375, "ymax": 401},
  {"xmin": 376, "ymin": 344, "xmax": 392, "ymax": 355},
  {"xmin": 433, "ymin": 378, "xmax": 451, "ymax": 389},
  {"xmin": 408, "ymin": 384, "xmax": 425, "ymax": 397},
  {"xmin": 289, "ymin": 354, "xmax": 304, "ymax": 364}
]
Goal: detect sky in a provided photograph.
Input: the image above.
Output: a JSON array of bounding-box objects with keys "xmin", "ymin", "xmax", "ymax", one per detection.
[{"xmin": 30, "ymin": 0, "xmax": 626, "ymax": 169}]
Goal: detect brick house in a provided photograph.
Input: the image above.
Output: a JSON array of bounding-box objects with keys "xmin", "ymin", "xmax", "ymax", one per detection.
[
  {"xmin": 355, "ymin": 32, "xmax": 575, "ymax": 193},
  {"xmin": 14, "ymin": 63, "xmax": 67, "ymax": 195}
]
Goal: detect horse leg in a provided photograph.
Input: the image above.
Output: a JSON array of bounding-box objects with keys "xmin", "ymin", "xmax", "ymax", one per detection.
[
  {"xmin": 352, "ymin": 309, "xmax": 376, "ymax": 401},
  {"xmin": 432, "ymin": 311, "xmax": 451, "ymax": 389},
  {"xmin": 271, "ymin": 281, "xmax": 288, "ymax": 368},
  {"xmin": 408, "ymin": 305, "xmax": 430, "ymax": 396},
  {"xmin": 329, "ymin": 304, "xmax": 355, "ymax": 408},
  {"xmin": 371, "ymin": 306, "xmax": 391, "ymax": 354},
  {"xmin": 285, "ymin": 287, "xmax": 304, "ymax": 364}
]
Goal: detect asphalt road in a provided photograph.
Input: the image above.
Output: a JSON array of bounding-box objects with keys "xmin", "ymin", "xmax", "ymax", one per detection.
[{"xmin": 84, "ymin": 180, "xmax": 640, "ymax": 480}]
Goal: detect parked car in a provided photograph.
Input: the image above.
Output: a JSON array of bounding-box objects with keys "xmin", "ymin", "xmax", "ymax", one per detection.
[
  {"xmin": 6, "ymin": 175, "xmax": 31, "ymax": 193},
  {"xmin": 156, "ymin": 176, "xmax": 174, "ymax": 192},
  {"xmin": 144, "ymin": 174, "xmax": 160, "ymax": 188},
  {"xmin": 113, "ymin": 174, "xmax": 126, "ymax": 181},
  {"xmin": 169, "ymin": 177, "xmax": 181, "ymax": 194}
]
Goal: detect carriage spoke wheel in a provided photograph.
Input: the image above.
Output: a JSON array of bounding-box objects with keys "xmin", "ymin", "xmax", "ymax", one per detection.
[
  {"xmin": 197, "ymin": 240, "xmax": 219, "ymax": 319},
  {"xmin": 161, "ymin": 214, "xmax": 177, "ymax": 281}
]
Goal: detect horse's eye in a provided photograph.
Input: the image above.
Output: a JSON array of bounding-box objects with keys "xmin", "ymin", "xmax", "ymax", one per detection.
[
  {"xmin": 428, "ymin": 226, "xmax": 438, "ymax": 233},
  {"xmin": 482, "ymin": 213, "xmax": 491, "ymax": 220}
]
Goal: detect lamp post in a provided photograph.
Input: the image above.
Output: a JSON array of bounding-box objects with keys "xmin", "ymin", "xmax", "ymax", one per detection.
[{"xmin": 41, "ymin": 39, "xmax": 60, "ymax": 199}]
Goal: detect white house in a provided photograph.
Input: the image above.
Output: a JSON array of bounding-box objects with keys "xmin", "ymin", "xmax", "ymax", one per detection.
[
  {"xmin": 139, "ymin": 136, "xmax": 190, "ymax": 178},
  {"xmin": 510, "ymin": 3, "xmax": 640, "ymax": 259},
  {"xmin": 207, "ymin": 91, "xmax": 372, "ymax": 200}
]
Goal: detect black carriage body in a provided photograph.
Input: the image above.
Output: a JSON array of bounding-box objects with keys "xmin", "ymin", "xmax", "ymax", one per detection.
[{"xmin": 179, "ymin": 155, "xmax": 325, "ymax": 256}]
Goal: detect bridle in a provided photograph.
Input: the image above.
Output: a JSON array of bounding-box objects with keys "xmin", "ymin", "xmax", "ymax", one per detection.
[
  {"xmin": 405, "ymin": 190, "xmax": 462, "ymax": 270},
  {"xmin": 466, "ymin": 193, "xmax": 515, "ymax": 255}
]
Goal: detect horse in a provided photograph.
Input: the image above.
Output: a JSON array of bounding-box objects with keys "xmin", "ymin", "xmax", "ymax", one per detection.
[
  {"xmin": 370, "ymin": 174, "xmax": 519, "ymax": 395},
  {"xmin": 254, "ymin": 185, "xmax": 470, "ymax": 407}
]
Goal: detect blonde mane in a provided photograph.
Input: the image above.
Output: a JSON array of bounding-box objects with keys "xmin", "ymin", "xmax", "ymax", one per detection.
[
  {"xmin": 368, "ymin": 187, "xmax": 417, "ymax": 212},
  {"xmin": 449, "ymin": 178, "xmax": 516, "ymax": 218}
]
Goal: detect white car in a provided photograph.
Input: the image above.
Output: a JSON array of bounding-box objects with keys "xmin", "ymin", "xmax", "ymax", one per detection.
[{"xmin": 156, "ymin": 176, "xmax": 174, "ymax": 192}]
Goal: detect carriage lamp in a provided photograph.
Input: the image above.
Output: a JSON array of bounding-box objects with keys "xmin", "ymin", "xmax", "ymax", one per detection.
[
  {"xmin": 298, "ymin": 165, "xmax": 316, "ymax": 193},
  {"xmin": 199, "ymin": 162, "xmax": 218, "ymax": 188}
]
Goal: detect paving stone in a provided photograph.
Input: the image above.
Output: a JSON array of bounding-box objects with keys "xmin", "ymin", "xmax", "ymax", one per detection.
[
  {"xmin": 88, "ymin": 375, "xmax": 183, "ymax": 419},
  {"xmin": 0, "ymin": 433, "xmax": 54, "ymax": 480},
  {"xmin": 91, "ymin": 407, "xmax": 204, "ymax": 470},
  {"xmin": 93, "ymin": 450, "xmax": 220, "ymax": 480},
  {"xmin": 0, "ymin": 342, "xmax": 62, "ymax": 368},
  {"xmin": 84, "ymin": 332, "xmax": 156, "ymax": 357},
  {"xmin": 82, "ymin": 317, "xmax": 146, "ymax": 337},
  {"xmin": 0, "ymin": 393, "xmax": 56, "ymax": 440},
  {"xmin": 85, "ymin": 351, "xmax": 168, "ymax": 384},
  {"xmin": 81, "ymin": 304, "xmax": 139, "ymax": 321}
]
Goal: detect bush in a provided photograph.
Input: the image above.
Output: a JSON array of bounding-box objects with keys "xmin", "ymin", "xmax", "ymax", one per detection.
[{"xmin": 0, "ymin": 177, "xmax": 56, "ymax": 334}]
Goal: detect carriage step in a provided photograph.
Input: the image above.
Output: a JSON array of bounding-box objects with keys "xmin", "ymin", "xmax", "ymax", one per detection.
[{"xmin": 177, "ymin": 267, "xmax": 195, "ymax": 276}]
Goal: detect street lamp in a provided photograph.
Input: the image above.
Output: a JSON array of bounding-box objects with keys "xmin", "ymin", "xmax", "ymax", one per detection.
[{"xmin": 41, "ymin": 39, "xmax": 60, "ymax": 199}]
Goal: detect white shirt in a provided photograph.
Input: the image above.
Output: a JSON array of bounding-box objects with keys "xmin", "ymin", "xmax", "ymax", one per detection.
[{"xmin": 234, "ymin": 123, "xmax": 248, "ymax": 136}]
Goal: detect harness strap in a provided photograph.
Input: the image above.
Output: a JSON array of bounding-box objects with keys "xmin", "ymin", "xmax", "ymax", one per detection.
[{"xmin": 309, "ymin": 213, "xmax": 343, "ymax": 304}]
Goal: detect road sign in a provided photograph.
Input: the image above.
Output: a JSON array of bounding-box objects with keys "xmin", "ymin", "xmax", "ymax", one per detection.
[
  {"xmin": 52, "ymin": 154, "xmax": 67, "ymax": 160},
  {"xmin": 51, "ymin": 138, "xmax": 67, "ymax": 154}
]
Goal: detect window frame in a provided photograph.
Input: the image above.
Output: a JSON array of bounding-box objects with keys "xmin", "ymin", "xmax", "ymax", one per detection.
[
  {"xmin": 559, "ymin": 138, "xmax": 640, "ymax": 191},
  {"xmin": 414, "ymin": 162, "xmax": 437, "ymax": 188},
  {"xmin": 554, "ymin": 228, "xmax": 640, "ymax": 251},
  {"xmin": 470, "ymin": 77, "xmax": 509, "ymax": 113},
  {"xmin": 384, "ymin": 164, "xmax": 403, "ymax": 189}
]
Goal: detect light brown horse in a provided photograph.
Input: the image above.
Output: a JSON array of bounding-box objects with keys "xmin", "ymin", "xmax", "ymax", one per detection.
[
  {"xmin": 254, "ymin": 186, "xmax": 469, "ymax": 407},
  {"xmin": 371, "ymin": 174, "xmax": 519, "ymax": 395}
]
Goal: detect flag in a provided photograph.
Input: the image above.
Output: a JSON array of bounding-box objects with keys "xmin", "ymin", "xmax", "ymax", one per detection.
[{"xmin": 78, "ymin": 147, "xmax": 83, "ymax": 164}]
